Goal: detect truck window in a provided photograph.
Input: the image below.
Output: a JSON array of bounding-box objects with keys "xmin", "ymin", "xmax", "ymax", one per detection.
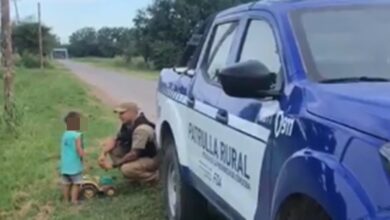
[
  {"xmin": 177, "ymin": 14, "xmax": 216, "ymax": 68},
  {"xmin": 291, "ymin": 6, "xmax": 390, "ymax": 81},
  {"xmin": 238, "ymin": 20, "xmax": 281, "ymax": 76},
  {"xmin": 205, "ymin": 22, "xmax": 238, "ymax": 82}
]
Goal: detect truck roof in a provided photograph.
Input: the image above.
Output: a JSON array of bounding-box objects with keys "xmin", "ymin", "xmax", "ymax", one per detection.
[{"xmin": 217, "ymin": 0, "xmax": 390, "ymax": 18}]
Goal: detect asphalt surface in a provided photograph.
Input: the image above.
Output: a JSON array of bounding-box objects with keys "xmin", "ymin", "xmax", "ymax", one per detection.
[{"xmin": 59, "ymin": 60, "xmax": 158, "ymax": 121}]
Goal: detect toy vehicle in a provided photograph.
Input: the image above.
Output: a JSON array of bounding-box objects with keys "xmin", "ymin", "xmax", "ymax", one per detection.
[
  {"xmin": 156, "ymin": 0, "xmax": 390, "ymax": 219},
  {"xmin": 80, "ymin": 175, "xmax": 116, "ymax": 200}
]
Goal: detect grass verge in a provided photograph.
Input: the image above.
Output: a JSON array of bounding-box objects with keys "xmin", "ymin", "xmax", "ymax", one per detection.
[
  {"xmin": 0, "ymin": 65, "xmax": 164, "ymax": 220},
  {"xmin": 74, "ymin": 57, "xmax": 159, "ymax": 80}
]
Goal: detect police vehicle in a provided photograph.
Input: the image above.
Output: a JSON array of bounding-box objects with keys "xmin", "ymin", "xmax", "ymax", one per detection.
[{"xmin": 156, "ymin": 0, "xmax": 390, "ymax": 219}]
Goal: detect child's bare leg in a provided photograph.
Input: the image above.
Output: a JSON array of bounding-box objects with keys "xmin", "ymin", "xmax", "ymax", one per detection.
[
  {"xmin": 71, "ymin": 184, "xmax": 80, "ymax": 205},
  {"xmin": 62, "ymin": 184, "xmax": 71, "ymax": 202}
]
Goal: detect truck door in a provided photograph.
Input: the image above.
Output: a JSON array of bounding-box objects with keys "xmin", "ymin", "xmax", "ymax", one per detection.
[
  {"xmin": 214, "ymin": 14, "xmax": 286, "ymax": 220},
  {"xmin": 185, "ymin": 16, "xmax": 246, "ymax": 218}
]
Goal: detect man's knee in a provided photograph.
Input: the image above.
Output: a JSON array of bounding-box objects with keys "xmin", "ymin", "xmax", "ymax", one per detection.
[
  {"xmin": 140, "ymin": 157, "xmax": 159, "ymax": 172},
  {"xmin": 120, "ymin": 161, "xmax": 142, "ymax": 178}
]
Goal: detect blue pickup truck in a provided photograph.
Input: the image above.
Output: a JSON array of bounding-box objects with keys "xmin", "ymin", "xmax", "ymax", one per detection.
[{"xmin": 156, "ymin": 0, "xmax": 390, "ymax": 219}]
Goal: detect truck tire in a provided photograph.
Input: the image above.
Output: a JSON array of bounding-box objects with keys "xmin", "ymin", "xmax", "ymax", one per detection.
[
  {"xmin": 276, "ymin": 196, "xmax": 330, "ymax": 220},
  {"xmin": 161, "ymin": 137, "xmax": 210, "ymax": 220}
]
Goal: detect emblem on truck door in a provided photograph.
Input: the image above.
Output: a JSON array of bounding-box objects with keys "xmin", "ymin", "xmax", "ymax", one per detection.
[{"xmin": 274, "ymin": 111, "xmax": 295, "ymax": 138}]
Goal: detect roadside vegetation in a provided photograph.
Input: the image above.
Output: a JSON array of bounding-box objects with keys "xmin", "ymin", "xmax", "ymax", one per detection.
[
  {"xmin": 0, "ymin": 65, "xmax": 164, "ymax": 220},
  {"xmin": 12, "ymin": 21, "xmax": 59, "ymax": 69},
  {"xmin": 0, "ymin": 11, "xmax": 164, "ymax": 220}
]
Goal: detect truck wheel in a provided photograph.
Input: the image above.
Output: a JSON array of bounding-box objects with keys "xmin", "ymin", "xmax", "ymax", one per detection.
[
  {"xmin": 276, "ymin": 196, "xmax": 331, "ymax": 220},
  {"xmin": 162, "ymin": 137, "xmax": 209, "ymax": 220}
]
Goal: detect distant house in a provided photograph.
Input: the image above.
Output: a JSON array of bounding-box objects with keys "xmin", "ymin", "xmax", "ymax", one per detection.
[{"xmin": 51, "ymin": 48, "xmax": 69, "ymax": 59}]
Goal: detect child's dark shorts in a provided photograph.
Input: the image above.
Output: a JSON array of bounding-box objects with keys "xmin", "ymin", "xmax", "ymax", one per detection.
[{"xmin": 61, "ymin": 173, "xmax": 83, "ymax": 185}]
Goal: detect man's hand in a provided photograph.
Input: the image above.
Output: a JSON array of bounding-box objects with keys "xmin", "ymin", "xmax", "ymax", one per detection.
[
  {"xmin": 98, "ymin": 156, "xmax": 113, "ymax": 170},
  {"xmin": 99, "ymin": 160, "xmax": 113, "ymax": 170},
  {"xmin": 98, "ymin": 153, "xmax": 106, "ymax": 169},
  {"xmin": 98, "ymin": 153, "xmax": 106, "ymax": 163},
  {"xmin": 103, "ymin": 161, "xmax": 113, "ymax": 170}
]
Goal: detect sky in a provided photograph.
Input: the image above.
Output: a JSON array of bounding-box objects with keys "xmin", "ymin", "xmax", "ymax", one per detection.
[{"xmin": 12, "ymin": 0, "xmax": 153, "ymax": 43}]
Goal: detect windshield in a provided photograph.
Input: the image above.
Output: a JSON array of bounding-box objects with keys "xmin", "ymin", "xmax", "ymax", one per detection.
[{"xmin": 291, "ymin": 5, "xmax": 390, "ymax": 81}]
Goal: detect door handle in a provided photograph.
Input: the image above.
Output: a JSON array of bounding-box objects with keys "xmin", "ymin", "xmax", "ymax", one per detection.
[
  {"xmin": 216, "ymin": 109, "xmax": 228, "ymax": 124},
  {"xmin": 187, "ymin": 95, "xmax": 195, "ymax": 108}
]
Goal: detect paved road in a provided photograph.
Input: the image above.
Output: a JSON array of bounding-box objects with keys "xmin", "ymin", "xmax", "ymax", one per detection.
[{"xmin": 59, "ymin": 60, "xmax": 158, "ymax": 121}]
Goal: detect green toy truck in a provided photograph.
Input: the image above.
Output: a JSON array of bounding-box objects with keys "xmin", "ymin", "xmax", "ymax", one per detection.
[{"xmin": 80, "ymin": 175, "xmax": 116, "ymax": 200}]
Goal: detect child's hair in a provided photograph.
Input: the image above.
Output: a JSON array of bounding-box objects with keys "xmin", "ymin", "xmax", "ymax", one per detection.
[{"xmin": 64, "ymin": 111, "xmax": 81, "ymax": 131}]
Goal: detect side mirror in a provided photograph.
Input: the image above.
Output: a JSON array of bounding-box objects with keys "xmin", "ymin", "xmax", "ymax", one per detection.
[{"xmin": 218, "ymin": 60, "xmax": 279, "ymax": 98}]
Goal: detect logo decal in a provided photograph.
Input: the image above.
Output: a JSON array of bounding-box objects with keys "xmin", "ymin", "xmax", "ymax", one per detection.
[{"xmin": 274, "ymin": 111, "xmax": 295, "ymax": 137}]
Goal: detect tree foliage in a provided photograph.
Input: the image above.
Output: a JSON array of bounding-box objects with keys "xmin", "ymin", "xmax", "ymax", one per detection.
[
  {"xmin": 68, "ymin": 27, "xmax": 99, "ymax": 57},
  {"xmin": 132, "ymin": 0, "xmax": 253, "ymax": 69},
  {"xmin": 12, "ymin": 21, "xmax": 59, "ymax": 56},
  {"xmin": 68, "ymin": 0, "xmax": 253, "ymax": 69},
  {"xmin": 68, "ymin": 27, "xmax": 135, "ymax": 59}
]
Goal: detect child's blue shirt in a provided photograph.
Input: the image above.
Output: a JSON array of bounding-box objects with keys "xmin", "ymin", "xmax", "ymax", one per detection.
[{"xmin": 60, "ymin": 131, "xmax": 83, "ymax": 175}]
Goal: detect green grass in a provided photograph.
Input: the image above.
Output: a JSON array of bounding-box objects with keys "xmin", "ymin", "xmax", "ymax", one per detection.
[
  {"xmin": 75, "ymin": 57, "xmax": 160, "ymax": 80},
  {"xmin": 0, "ymin": 65, "xmax": 164, "ymax": 220}
]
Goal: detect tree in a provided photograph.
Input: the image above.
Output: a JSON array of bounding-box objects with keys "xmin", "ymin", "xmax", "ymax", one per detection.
[
  {"xmin": 68, "ymin": 27, "xmax": 137, "ymax": 60},
  {"xmin": 1, "ymin": 0, "xmax": 16, "ymax": 131},
  {"xmin": 68, "ymin": 27, "xmax": 100, "ymax": 57},
  {"xmin": 134, "ymin": 0, "xmax": 179, "ymax": 68},
  {"xmin": 12, "ymin": 21, "xmax": 59, "ymax": 56},
  {"xmin": 133, "ymin": 0, "xmax": 253, "ymax": 69},
  {"xmin": 96, "ymin": 27, "xmax": 135, "ymax": 58},
  {"xmin": 97, "ymin": 27, "xmax": 119, "ymax": 58},
  {"xmin": 133, "ymin": 9, "xmax": 153, "ymax": 64},
  {"xmin": 116, "ymin": 28, "xmax": 137, "ymax": 62}
]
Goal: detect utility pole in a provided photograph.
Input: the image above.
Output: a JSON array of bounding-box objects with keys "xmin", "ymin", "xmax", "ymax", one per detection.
[
  {"xmin": 38, "ymin": 2, "xmax": 43, "ymax": 69},
  {"xmin": 1, "ymin": 0, "xmax": 16, "ymax": 130},
  {"xmin": 13, "ymin": 0, "xmax": 20, "ymax": 23}
]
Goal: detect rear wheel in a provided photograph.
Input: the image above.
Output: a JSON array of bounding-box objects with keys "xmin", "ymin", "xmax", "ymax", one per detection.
[
  {"xmin": 276, "ymin": 195, "xmax": 331, "ymax": 220},
  {"xmin": 162, "ymin": 136, "xmax": 210, "ymax": 220},
  {"xmin": 80, "ymin": 184, "xmax": 98, "ymax": 200},
  {"xmin": 105, "ymin": 187, "xmax": 116, "ymax": 197}
]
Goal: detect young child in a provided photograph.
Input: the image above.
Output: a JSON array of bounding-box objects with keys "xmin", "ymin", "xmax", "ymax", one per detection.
[{"xmin": 60, "ymin": 111, "xmax": 85, "ymax": 205}]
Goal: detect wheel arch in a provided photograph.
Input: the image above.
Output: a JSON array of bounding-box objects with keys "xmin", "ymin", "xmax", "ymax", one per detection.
[
  {"xmin": 276, "ymin": 193, "xmax": 328, "ymax": 219},
  {"xmin": 160, "ymin": 121, "xmax": 174, "ymax": 151},
  {"xmin": 159, "ymin": 120, "xmax": 175, "ymax": 163},
  {"xmin": 158, "ymin": 119, "xmax": 189, "ymax": 167},
  {"xmin": 270, "ymin": 149, "xmax": 374, "ymax": 220},
  {"xmin": 157, "ymin": 92, "xmax": 190, "ymax": 167}
]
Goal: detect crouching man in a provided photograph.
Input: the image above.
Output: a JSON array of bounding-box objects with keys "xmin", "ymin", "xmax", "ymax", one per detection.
[{"xmin": 98, "ymin": 102, "xmax": 158, "ymax": 183}]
